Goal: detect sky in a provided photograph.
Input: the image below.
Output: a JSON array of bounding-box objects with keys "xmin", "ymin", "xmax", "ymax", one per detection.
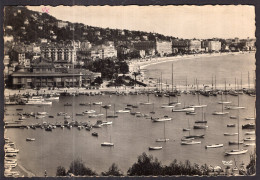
[{"xmin": 27, "ymin": 5, "xmax": 255, "ymax": 39}]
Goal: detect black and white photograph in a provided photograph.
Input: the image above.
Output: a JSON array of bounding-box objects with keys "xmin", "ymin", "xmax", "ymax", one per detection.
[{"xmin": 3, "ymin": 5, "xmax": 256, "ymax": 177}]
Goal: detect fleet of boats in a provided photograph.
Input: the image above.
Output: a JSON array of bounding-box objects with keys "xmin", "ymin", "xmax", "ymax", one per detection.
[{"xmin": 4, "ymin": 85, "xmax": 256, "ymax": 177}]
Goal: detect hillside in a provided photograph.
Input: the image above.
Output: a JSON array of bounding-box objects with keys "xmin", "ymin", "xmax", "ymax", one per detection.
[{"xmin": 4, "ymin": 6, "xmax": 175, "ymax": 45}]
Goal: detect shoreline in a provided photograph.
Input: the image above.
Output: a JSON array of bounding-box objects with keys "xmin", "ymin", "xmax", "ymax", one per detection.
[
  {"xmin": 129, "ymin": 52, "xmax": 248, "ymax": 73},
  {"xmin": 4, "ymin": 51, "xmax": 254, "ymax": 96}
]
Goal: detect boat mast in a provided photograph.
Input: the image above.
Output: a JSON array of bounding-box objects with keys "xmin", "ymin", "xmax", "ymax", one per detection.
[
  {"xmin": 237, "ymin": 110, "xmax": 240, "ymax": 150},
  {"xmin": 171, "ymin": 63, "xmax": 173, "ymax": 92},
  {"xmin": 235, "ymin": 78, "xmax": 237, "ymax": 91},
  {"xmin": 241, "ymin": 72, "xmax": 243, "ymax": 90},
  {"xmin": 202, "ymin": 107, "xmax": 204, "ymax": 121},
  {"xmin": 211, "ymin": 75, "xmax": 214, "ymax": 91},
  {"xmin": 161, "ymin": 72, "xmax": 163, "ymax": 92},
  {"xmin": 186, "ymin": 76, "xmax": 188, "ymax": 92},
  {"xmin": 164, "ymin": 121, "xmax": 166, "ymax": 140},
  {"xmin": 238, "ymin": 95, "xmax": 240, "ymax": 107},
  {"xmin": 215, "ymin": 75, "xmax": 217, "ymax": 91},
  {"xmin": 248, "ymin": 71, "xmax": 250, "ymax": 89}
]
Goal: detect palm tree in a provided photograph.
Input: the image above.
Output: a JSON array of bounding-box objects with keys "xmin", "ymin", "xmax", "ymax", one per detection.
[{"xmin": 132, "ymin": 71, "xmax": 141, "ymax": 86}]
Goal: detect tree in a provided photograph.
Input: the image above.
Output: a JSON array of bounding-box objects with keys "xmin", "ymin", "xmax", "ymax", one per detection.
[
  {"xmin": 56, "ymin": 166, "xmax": 66, "ymax": 176},
  {"xmin": 127, "ymin": 152, "xmax": 163, "ymax": 176},
  {"xmin": 132, "ymin": 71, "xmax": 141, "ymax": 86},
  {"xmin": 118, "ymin": 61, "xmax": 129, "ymax": 74},
  {"xmin": 92, "ymin": 76, "xmax": 103, "ymax": 86},
  {"xmin": 101, "ymin": 163, "xmax": 124, "ymax": 176},
  {"xmin": 246, "ymin": 152, "xmax": 256, "ymax": 175},
  {"xmin": 67, "ymin": 158, "xmax": 97, "ymax": 176}
]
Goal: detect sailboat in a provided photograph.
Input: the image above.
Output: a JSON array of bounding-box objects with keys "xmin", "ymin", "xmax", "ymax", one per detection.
[
  {"xmin": 225, "ymin": 95, "xmax": 245, "ymax": 110},
  {"xmin": 101, "ymin": 136, "xmax": 114, "ymax": 146},
  {"xmin": 195, "ymin": 108, "xmax": 207, "ymax": 123},
  {"xmin": 102, "ymin": 105, "xmax": 113, "ymax": 125},
  {"xmin": 205, "ymin": 144, "xmax": 223, "ymax": 149},
  {"xmin": 151, "ymin": 116, "xmax": 172, "ymax": 122},
  {"xmin": 156, "ymin": 121, "xmax": 169, "ymax": 142},
  {"xmin": 150, "ymin": 103, "xmax": 155, "ymax": 114},
  {"xmin": 218, "ymin": 86, "xmax": 231, "ymax": 104},
  {"xmin": 225, "ymin": 111, "xmax": 248, "ymax": 155},
  {"xmin": 189, "ymin": 93, "xmax": 207, "ymax": 108},
  {"xmin": 245, "ymin": 104, "xmax": 256, "ymax": 120},
  {"xmin": 181, "ymin": 140, "xmax": 201, "ymax": 145},
  {"xmin": 149, "ymin": 146, "xmax": 162, "ymax": 150},
  {"xmin": 106, "ymin": 104, "xmax": 118, "ymax": 118},
  {"xmin": 161, "ymin": 96, "xmax": 176, "ymax": 108},
  {"xmin": 213, "ymin": 95, "xmax": 229, "ymax": 115},
  {"xmin": 140, "ymin": 94, "xmax": 152, "ymax": 105},
  {"xmin": 183, "ymin": 118, "xmax": 191, "ymax": 131}
]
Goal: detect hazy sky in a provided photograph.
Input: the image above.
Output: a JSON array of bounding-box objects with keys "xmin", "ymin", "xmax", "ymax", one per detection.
[{"xmin": 27, "ymin": 5, "xmax": 255, "ymax": 39}]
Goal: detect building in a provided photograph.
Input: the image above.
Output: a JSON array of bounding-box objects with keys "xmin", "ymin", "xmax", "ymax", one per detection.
[
  {"xmin": 11, "ymin": 70, "xmax": 94, "ymax": 89},
  {"xmin": 91, "ymin": 42, "xmax": 117, "ymax": 60},
  {"xmin": 133, "ymin": 41, "xmax": 155, "ymax": 58},
  {"xmin": 41, "ymin": 44, "xmax": 77, "ymax": 64},
  {"xmin": 208, "ymin": 41, "xmax": 221, "ymax": 52},
  {"xmin": 188, "ymin": 40, "xmax": 201, "ymax": 53},
  {"xmin": 155, "ymin": 40, "xmax": 172, "ymax": 56},
  {"xmin": 81, "ymin": 41, "xmax": 92, "ymax": 50},
  {"xmin": 172, "ymin": 40, "xmax": 189, "ymax": 54},
  {"xmin": 95, "ymin": 31, "xmax": 101, "ymax": 36},
  {"xmin": 245, "ymin": 38, "xmax": 256, "ymax": 51},
  {"xmin": 56, "ymin": 21, "xmax": 69, "ymax": 28},
  {"xmin": 118, "ymin": 30, "xmax": 125, "ymax": 36},
  {"xmin": 11, "ymin": 58, "xmax": 94, "ymax": 89}
]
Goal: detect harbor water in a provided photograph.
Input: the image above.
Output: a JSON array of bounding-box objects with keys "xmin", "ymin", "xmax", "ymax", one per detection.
[{"xmin": 5, "ymin": 53, "xmax": 256, "ymax": 176}]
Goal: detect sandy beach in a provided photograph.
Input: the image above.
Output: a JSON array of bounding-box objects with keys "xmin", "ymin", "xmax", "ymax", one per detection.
[{"xmin": 128, "ymin": 52, "xmax": 244, "ymax": 73}]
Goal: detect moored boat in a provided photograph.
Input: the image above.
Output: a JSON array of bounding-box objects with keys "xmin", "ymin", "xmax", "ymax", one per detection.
[
  {"xmin": 205, "ymin": 144, "xmax": 223, "ymax": 148},
  {"xmin": 116, "ymin": 110, "xmax": 130, "ymax": 113},
  {"xmin": 149, "ymin": 146, "xmax": 162, "ymax": 150},
  {"xmin": 245, "ymin": 131, "xmax": 255, "ymax": 135},
  {"xmin": 151, "ymin": 116, "xmax": 172, "ymax": 122},
  {"xmin": 181, "ymin": 140, "xmax": 201, "ymax": 145},
  {"xmin": 242, "ymin": 123, "xmax": 255, "ymax": 129},
  {"xmin": 225, "ymin": 149, "xmax": 248, "ymax": 155},
  {"xmin": 227, "ymin": 124, "xmax": 236, "ymax": 127},
  {"xmin": 92, "ymin": 132, "xmax": 98, "ymax": 137},
  {"xmin": 172, "ymin": 107, "xmax": 195, "ymax": 112},
  {"xmin": 193, "ymin": 125, "xmax": 208, "ymax": 129},
  {"xmin": 26, "ymin": 138, "xmax": 35, "ymax": 141},
  {"xmin": 243, "ymin": 137, "xmax": 255, "ymax": 141},
  {"xmin": 224, "ymin": 132, "xmax": 238, "ymax": 136},
  {"xmin": 228, "ymin": 141, "xmax": 244, "ymax": 145},
  {"xmin": 101, "ymin": 142, "xmax": 114, "ymax": 146}
]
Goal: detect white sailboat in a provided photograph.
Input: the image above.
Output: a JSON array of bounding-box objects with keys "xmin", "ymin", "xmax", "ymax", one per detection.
[
  {"xmin": 181, "ymin": 140, "xmax": 201, "ymax": 145},
  {"xmin": 225, "ymin": 95, "xmax": 245, "ymax": 110},
  {"xmin": 183, "ymin": 118, "xmax": 191, "ymax": 131},
  {"xmin": 151, "ymin": 116, "xmax": 172, "ymax": 122},
  {"xmin": 225, "ymin": 112, "xmax": 248, "ymax": 155},
  {"xmin": 149, "ymin": 146, "xmax": 162, "ymax": 150},
  {"xmin": 205, "ymin": 144, "xmax": 223, "ymax": 149},
  {"xmin": 156, "ymin": 121, "xmax": 169, "ymax": 142},
  {"xmin": 140, "ymin": 94, "xmax": 152, "ymax": 105},
  {"xmin": 218, "ymin": 81, "xmax": 231, "ymax": 104},
  {"xmin": 213, "ymin": 96, "xmax": 229, "ymax": 115},
  {"xmin": 245, "ymin": 104, "xmax": 256, "ymax": 120},
  {"xmin": 150, "ymin": 103, "xmax": 155, "ymax": 114},
  {"xmin": 189, "ymin": 93, "xmax": 207, "ymax": 108},
  {"xmin": 172, "ymin": 107, "xmax": 195, "ymax": 112},
  {"xmin": 101, "ymin": 136, "xmax": 114, "ymax": 147}
]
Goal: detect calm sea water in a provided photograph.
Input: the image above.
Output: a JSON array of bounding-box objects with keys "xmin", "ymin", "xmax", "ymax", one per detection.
[
  {"xmin": 145, "ymin": 53, "xmax": 256, "ymax": 89},
  {"xmin": 5, "ymin": 53, "xmax": 256, "ymax": 176}
]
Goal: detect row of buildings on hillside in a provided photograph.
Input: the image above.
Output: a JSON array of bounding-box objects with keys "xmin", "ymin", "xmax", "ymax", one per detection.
[{"xmin": 132, "ymin": 38, "xmax": 256, "ymax": 58}]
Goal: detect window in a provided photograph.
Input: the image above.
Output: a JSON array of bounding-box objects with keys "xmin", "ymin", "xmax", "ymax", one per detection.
[{"xmin": 18, "ymin": 78, "xmax": 22, "ymax": 84}]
